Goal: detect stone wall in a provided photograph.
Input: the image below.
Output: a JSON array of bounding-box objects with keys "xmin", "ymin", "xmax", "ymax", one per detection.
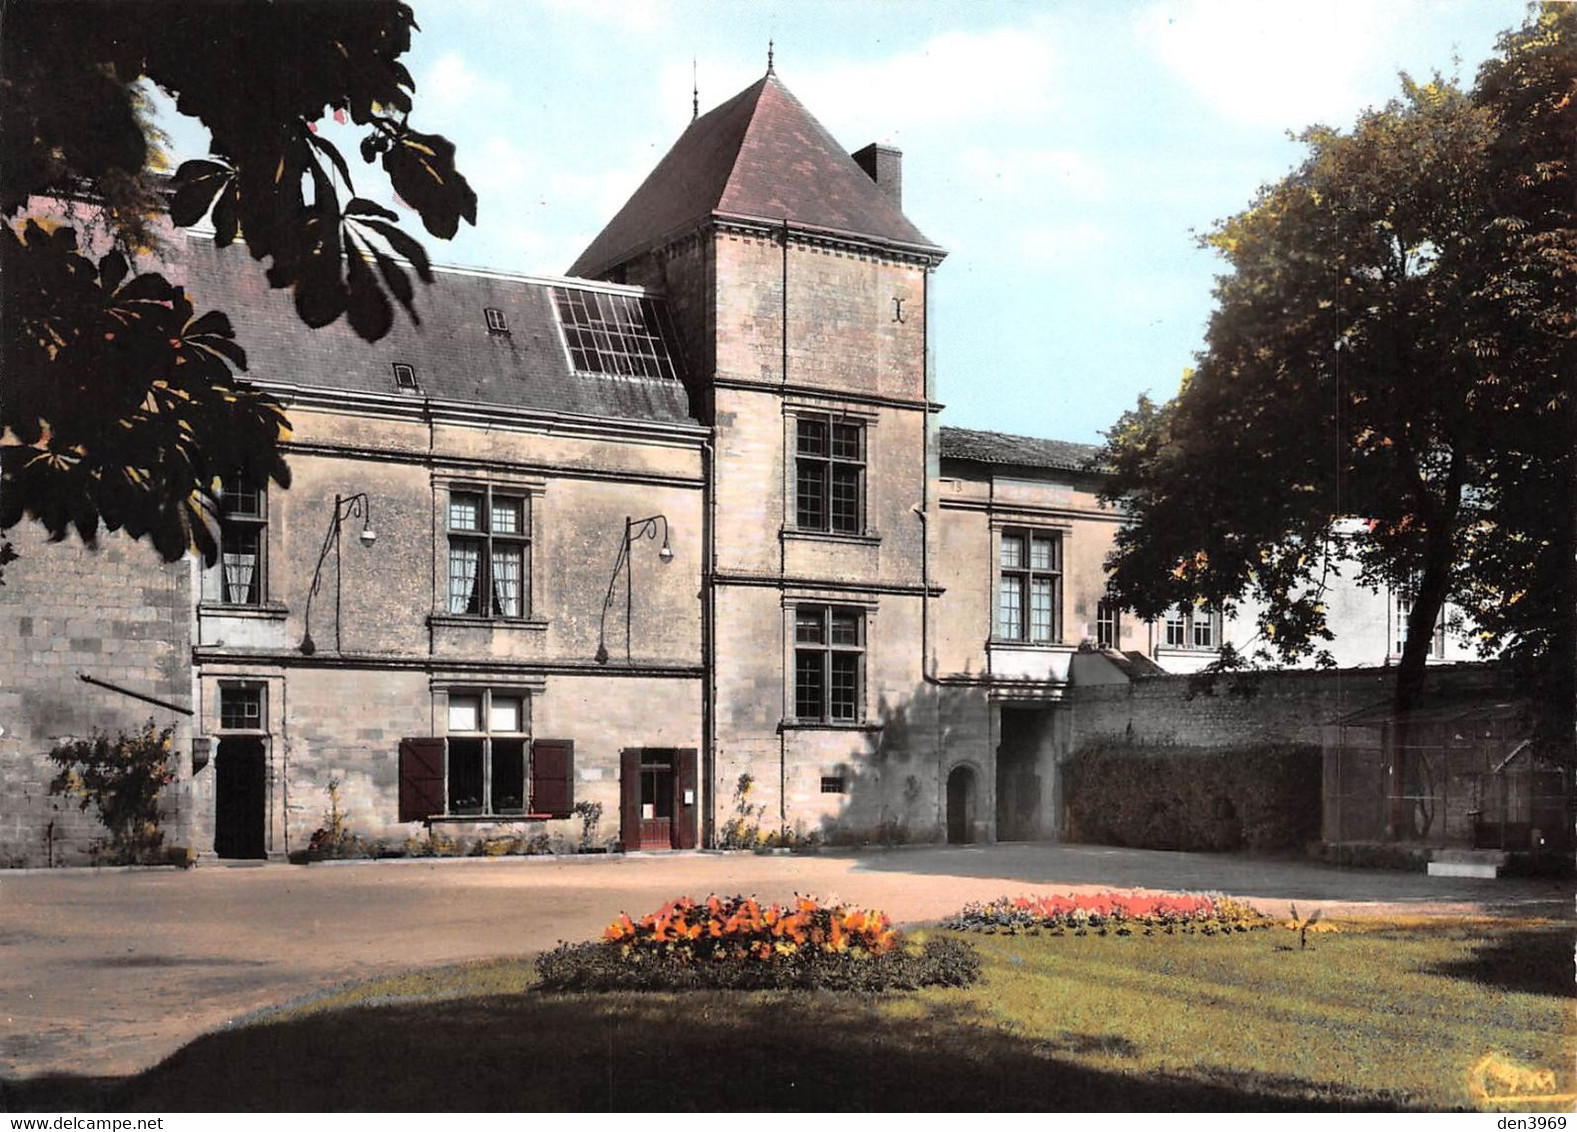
[{"xmin": 0, "ymin": 524, "xmax": 194, "ymax": 865}]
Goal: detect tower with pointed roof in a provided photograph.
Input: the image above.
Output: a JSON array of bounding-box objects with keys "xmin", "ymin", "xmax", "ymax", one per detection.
[{"xmin": 572, "ymin": 68, "xmax": 949, "ymax": 838}]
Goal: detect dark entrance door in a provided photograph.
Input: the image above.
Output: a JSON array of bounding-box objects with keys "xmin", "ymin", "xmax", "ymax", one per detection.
[
  {"xmin": 946, "ymin": 765, "xmax": 976, "ymax": 844},
  {"xmin": 997, "ymin": 707, "xmax": 1048, "ymax": 841},
  {"xmin": 620, "ymin": 747, "xmax": 699, "ymax": 850},
  {"xmin": 215, "ymin": 737, "xmax": 266, "ymax": 858}
]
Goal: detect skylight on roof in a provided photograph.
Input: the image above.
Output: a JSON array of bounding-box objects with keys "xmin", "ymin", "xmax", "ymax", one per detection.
[
  {"xmin": 551, "ymin": 287, "xmax": 681, "ymax": 381},
  {"xmin": 392, "ymin": 362, "xmax": 417, "ymax": 390}
]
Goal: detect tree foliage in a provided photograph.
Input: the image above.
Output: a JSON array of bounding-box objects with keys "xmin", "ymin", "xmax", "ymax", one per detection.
[
  {"xmin": 1, "ymin": 0, "xmax": 475, "ymax": 563},
  {"xmin": 1101, "ymin": 5, "xmax": 1574, "ymax": 755}
]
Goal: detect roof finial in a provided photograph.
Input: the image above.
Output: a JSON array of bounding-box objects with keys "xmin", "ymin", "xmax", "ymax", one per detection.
[
  {"xmin": 692, "ymin": 57, "xmax": 699, "ymax": 120},
  {"xmin": 767, "ymin": 38, "xmax": 775, "ymax": 75}
]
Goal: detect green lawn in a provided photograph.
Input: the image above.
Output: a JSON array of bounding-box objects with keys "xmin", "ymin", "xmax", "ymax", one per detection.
[{"xmin": 8, "ymin": 918, "xmax": 1572, "ymax": 1112}]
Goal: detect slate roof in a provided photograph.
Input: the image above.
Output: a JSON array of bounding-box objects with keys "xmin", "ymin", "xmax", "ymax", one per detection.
[
  {"xmin": 570, "ymin": 72, "xmax": 941, "ymax": 278},
  {"xmin": 174, "ymin": 235, "xmax": 696, "ymax": 426},
  {"xmin": 939, "ymin": 426, "xmax": 1105, "ymax": 474}
]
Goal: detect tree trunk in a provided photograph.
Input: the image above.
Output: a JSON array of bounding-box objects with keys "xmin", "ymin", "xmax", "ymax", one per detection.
[{"xmin": 1388, "ymin": 474, "xmax": 1459, "ymax": 839}]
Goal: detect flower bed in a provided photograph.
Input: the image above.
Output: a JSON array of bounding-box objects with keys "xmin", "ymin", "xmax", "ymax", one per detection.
[
  {"xmin": 536, "ymin": 894, "xmax": 981, "ymax": 992},
  {"xmin": 944, "ymin": 891, "xmax": 1269, "ymax": 937}
]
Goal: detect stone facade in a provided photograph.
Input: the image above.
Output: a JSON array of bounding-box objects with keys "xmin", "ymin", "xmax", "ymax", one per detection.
[{"xmin": 2, "ymin": 67, "xmax": 1490, "ymax": 865}]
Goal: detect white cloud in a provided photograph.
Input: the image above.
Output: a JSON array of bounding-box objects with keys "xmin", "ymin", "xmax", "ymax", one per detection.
[
  {"xmin": 956, "ymin": 146, "xmax": 1108, "ymax": 205},
  {"xmin": 464, "ymin": 137, "xmax": 532, "ymax": 197},
  {"xmin": 419, "ymin": 51, "xmax": 514, "ymax": 121},
  {"xmin": 657, "ymin": 19, "xmax": 1066, "ymax": 148},
  {"xmin": 801, "ymin": 22, "xmax": 1063, "ymax": 143},
  {"xmin": 1137, "ymin": 0, "xmax": 1413, "ymax": 128},
  {"xmin": 1013, "ymin": 220, "xmax": 1111, "ymax": 267},
  {"xmin": 537, "ymin": 0, "xmax": 672, "ymax": 33}
]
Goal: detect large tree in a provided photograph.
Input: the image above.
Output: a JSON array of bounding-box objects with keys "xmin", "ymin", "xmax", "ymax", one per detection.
[
  {"xmin": 1102, "ymin": 6, "xmax": 1574, "ymax": 764},
  {"xmin": 1, "ymin": 0, "xmax": 475, "ymax": 562}
]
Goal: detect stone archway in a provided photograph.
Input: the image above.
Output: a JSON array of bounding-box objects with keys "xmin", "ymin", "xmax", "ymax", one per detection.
[{"xmin": 946, "ymin": 764, "xmax": 978, "ymax": 844}]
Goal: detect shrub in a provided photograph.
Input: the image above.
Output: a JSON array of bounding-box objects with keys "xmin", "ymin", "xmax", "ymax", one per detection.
[
  {"xmin": 469, "ymin": 833, "xmax": 553, "ymax": 857},
  {"xmin": 572, "ymin": 800, "xmax": 603, "ymax": 851},
  {"xmin": 48, "ymin": 719, "xmax": 176, "ymax": 864},
  {"xmin": 536, "ymin": 895, "xmax": 981, "ymax": 992},
  {"xmin": 403, "ymin": 829, "xmax": 467, "ymax": 857},
  {"xmin": 1063, "ymin": 741, "xmax": 1322, "ymax": 852},
  {"xmin": 944, "ymin": 891, "xmax": 1270, "ymax": 937},
  {"xmin": 307, "ymin": 778, "xmax": 377, "ymax": 859}
]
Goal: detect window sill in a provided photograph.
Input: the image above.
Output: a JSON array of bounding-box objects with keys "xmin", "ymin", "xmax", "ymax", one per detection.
[
  {"xmin": 428, "ymin": 813, "xmax": 558, "ymax": 823},
  {"xmin": 778, "ymin": 720, "xmax": 884, "ymax": 733},
  {"xmin": 428, "ymin": 614, "xmax": 549, "ymax": 632},
  {"xmin": 199, "ymin": 602, "xmax": 288, "ymax": 620},
  {"xmin": 781, "ymin": 528, "xmax": 881, "ymax": 546},
  {"xmin": 988, "ymin": 639, "xmax": 1070, "ymax": 651},
  {"xmin": 1154, "ymin": 646, "xmax": 1220, "ymax": 655}
]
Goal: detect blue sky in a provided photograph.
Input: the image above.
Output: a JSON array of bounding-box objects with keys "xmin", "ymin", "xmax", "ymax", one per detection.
[{"xmin": 158, "ymin": 0, "xmax": 1534, "ymax": 445}]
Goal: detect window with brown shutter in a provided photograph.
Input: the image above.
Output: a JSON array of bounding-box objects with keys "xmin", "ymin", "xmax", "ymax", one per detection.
[
  {"xmin": 398, "ymin": 737, "xmax": 446, "ymax": 821},
  {"xmin": 529, "ymin": 739, "xmax": 574, "ymax": 818}
]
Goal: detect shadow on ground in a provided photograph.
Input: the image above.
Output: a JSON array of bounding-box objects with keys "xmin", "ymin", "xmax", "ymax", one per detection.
[
  {"xmin": 3, "ymin": 991, "xmax": 1413, "ymax": 1112},
  {"xmin": 1426, "ymin": 929, "xmax": 1577, "ymax": 999},
  {"xmin": 834, "ymin": 843, "xmax": 1576, "ymax": 918}
]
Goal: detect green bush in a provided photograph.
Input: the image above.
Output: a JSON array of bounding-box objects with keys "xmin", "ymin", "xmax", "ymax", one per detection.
[
  {"xmin": 48, "ymin": 719, "xmax": 176, "ymax": 863},
  {"xmin": 535, "ymin": 934, "xmax": 980, "ymax": 993},
  {"xmin": 1063, "ymin": 741, "xmax": 1321, "ymax": 852}
]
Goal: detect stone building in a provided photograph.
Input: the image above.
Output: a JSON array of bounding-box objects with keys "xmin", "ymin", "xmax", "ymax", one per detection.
[{"xmin": 1, "ymin": 66, "xmax": 1439, "ymax": 865}]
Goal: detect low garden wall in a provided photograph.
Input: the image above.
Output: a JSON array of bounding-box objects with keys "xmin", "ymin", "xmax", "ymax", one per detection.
[{"xmin": 1061, "ymin": 741, "xmax": 1323, "ymax": 852}]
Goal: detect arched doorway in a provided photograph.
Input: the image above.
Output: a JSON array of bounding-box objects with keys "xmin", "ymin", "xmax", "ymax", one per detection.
[{"xmin": 946, "ymin": 765, "xmax": 977, "ymax": 844}]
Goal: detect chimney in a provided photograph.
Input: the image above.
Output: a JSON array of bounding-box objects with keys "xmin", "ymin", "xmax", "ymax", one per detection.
[{"xmin": 852, "ymin": 143, "xmax": 902, "ymax": 209}]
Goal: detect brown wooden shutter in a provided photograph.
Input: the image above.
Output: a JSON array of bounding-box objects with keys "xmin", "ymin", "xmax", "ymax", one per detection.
[
  {"xmin": 619, "ymin": 747, "xmax": 641, "ymax": 851},
  {"xmin": 529, "ymin": 739, "xmax": 574, "ymax": 818},
  {"xmin": 398, "ymin": 737, "xmax": 446, "ymax": 822},
  {"xmin": 674, "ymin": 747, "xmax": 699, "ymax": 849}
]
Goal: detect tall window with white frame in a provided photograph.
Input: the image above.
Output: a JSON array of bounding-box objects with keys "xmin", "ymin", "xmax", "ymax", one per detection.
[
  {"xmin": 219, "ymin": 474, "xmax": 266, "ymax": 605},
  {"xmin": 1096, "ymin": 599, "xmax": 1120, "ymax": 649},
  {"xmin": 447, "ymin": 487, "xmax": 529, "ymax": 618},
  {"xmin": 794, "ymin": 605, "xmax": 864, "ymax": 723},
  {"xmin": 1393, "ymin": 589, "xmax": 1446, "ymax": 658},
  {"xmin": 795, "ymin": 415, "xmax": 865, "ymax": 534},
  {"xmin": 1165, "ymin": 606, "xmax": 1218, "ymax": 649},
  {"xmin": 445, "ymin": 691, "xmax": 528, "ymax": 815},
  {"xmin": 997, "ymin": 530, "xmax": 1061, "ymax": 643}
]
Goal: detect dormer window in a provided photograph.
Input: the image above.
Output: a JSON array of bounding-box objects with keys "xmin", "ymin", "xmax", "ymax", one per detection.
[
  {"xmin": 392, "ymin": 362, "xmax": 417, "ymax": 390},
  {"xmin": 484, "ymin": 307, "xmax": 508, "ymax": 333}
]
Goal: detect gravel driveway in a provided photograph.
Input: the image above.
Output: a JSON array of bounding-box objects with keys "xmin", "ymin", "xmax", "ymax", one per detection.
[{"xmin": 2, "ymin": 842, "xmax": 1569, "ymax": 1083}]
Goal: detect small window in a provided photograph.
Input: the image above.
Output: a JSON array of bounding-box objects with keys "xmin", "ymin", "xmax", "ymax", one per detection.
[
  {"xmin": 1163, "ymin": 607, "xmax": 1219, "ymax": 651},
  {"xmin": 484, "ymin": 307, "xmax": 508, "ymax": 333},
  {"xmin": 219, "ymin": 685, "xmax": 265, "ymax": 731},
  {"xmin": 820, "ymin": 775, "xmax": 846, "ymax": 795},
  {"xmin": 393, "ymin": 362, "xmax": 417, "ymax": 390}
]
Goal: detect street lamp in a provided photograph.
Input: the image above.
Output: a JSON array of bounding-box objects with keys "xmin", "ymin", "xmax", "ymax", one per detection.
[
  {"xmin": 300, "ymin": 492, "xmax": 377, "ymax": 655},
  {"xmin": 595, "ymin": 514, "xmax": 674, "ymax": 666}
]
